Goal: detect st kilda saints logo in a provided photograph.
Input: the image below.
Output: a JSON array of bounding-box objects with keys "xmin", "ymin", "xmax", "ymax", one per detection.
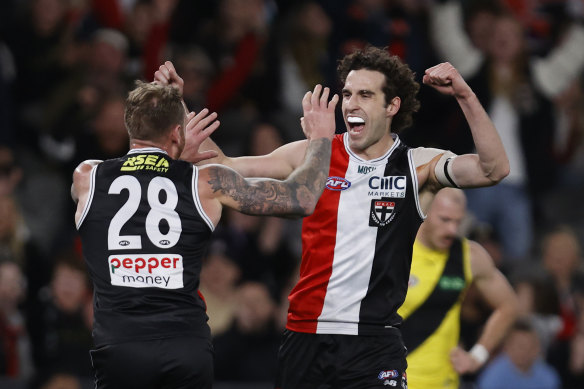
[{"xmin": 369, "ymin": 199, "xmax": 396, "ymax": 227}]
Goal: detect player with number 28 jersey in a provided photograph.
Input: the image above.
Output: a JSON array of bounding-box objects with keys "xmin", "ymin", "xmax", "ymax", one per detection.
[{"xmin": 77, "ymin": 148, "xmax": 213, "ymax": 347}]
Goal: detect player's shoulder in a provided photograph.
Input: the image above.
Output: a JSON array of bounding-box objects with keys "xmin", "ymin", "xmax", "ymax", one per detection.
[
  {"xmin": 468, "ymin": 240, "xmax": 496, "ymax": 276},
  {"xmin": 74, "ymin": 159, "xmax": 102, "ymax": 177},
  {"xmin": 410, "ymin": 146, "xmax": 456, "ymax": 167}
]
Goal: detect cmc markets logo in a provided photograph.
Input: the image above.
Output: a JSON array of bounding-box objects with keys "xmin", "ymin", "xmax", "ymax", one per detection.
[{"xmin": 326, "ymin": 176, "xmax": 351, "ymax": 191}]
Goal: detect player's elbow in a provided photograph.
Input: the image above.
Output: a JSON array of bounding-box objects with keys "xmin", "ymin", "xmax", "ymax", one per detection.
[
  {"xmin": 502, "ymin": 292, "xmax": 521, "ymax": 320},
  {"xmin": 297, "ymin": 200, "xmax": 317, "ymax": 218},
  {"xmin": 484, "ymin": 159, "xmax": 510, "ymax": 185},
  {"xmin": 490, "ymin": 165, "xmax": 510, "ymax": 184}
]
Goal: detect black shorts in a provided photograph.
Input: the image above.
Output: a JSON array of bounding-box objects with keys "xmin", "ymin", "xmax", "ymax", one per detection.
[
  {"xmin": 275, "ymin": 329, "xmax": 408, "ymax": 389},
  {"xmin": 89, "ymin": 336, "xmax": 214, "ymax": 389}
]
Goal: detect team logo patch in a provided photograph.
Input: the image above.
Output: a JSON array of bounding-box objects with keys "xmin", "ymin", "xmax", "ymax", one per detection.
[
  {"xmin": 369, "ymin": 199, "xmax": 396, "ymax": 227},
  {"xmin": 326, "ymin": 176, "xmax": 351, "ymax": 191}
]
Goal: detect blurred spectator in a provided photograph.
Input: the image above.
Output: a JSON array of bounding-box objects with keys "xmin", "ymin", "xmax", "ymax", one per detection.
[
  {"xmin": 552, "ymin": 79, "xmax": 584, "ymax": 188},
  {"xmin": 72, "ymin": 93, "xmax": 129, "ymax": 169},
  {"xmin": 463, "ymin": 0, "xmax": 501, "ymax": 54},
  {"xmin": 0, "ymin": 39, "xmax": 16, "ymax": 145},
  {"xmin": 0, "ymin": 147, "xmax": 23, "ymax": 196},
  {"xmin": 168, "ymin": 45, "xmax": 215, "ymax": 113},
  {"xmin": 0, "ymin": 193, "xmax": 49, "ymax": 312},
  {"xmin": 38, "ymin": 373, "xmax": 82, "ymax": 389},
  {"xmin": 40, "ymin": 28, "xmax": 132, "ymax": 166},
  {"xmin": 213, "ymin": 281, "xmax": 281, "ymax": 383},
  {"xmin": 540, "ymin": 225, "xmax": 584, "ymax": 387},
  {"xmin": 193, "ymin": 0, "xmax": 278, "ymax": 156},
  {"xmin": 478, "ymin": 318, "xmax": 561, "ymax": 389},
  {"xmin": 430, "ymin": 1, "xmax": 584, "ymax": 265},
  {"xmin": 122, "ymin": 0, "xmax": 154, "ymax": 80},
  {"xmin": 216, "ymin": 122, "xmax": 300, "ymax": 295},
  {"xmin": 512, "ymin": 272, "xmax": 562, "ymax": 354},
  {"xmin": 5, "ymin": 0, "xmax": 74, "ymax": 151},
  {"xmin": 541, "ymin": 226, "xmax": 584, "ymax": 342},
  {"xmin": 199, "ymin": 238, "xmax": 242, "ymax": 337},
  {"xmin": 277, "ymin": 1, "xmax": 333, "ymax": 119},
  {"xmin": 27, "ymin": 253, "xmax": 93, "ymax": 384},
  {"xmin": 568, "ymin": 286, "xmax": 584, "ymax": 387},
  {"xmin": 0, "ymin": 261, "xmax": 34, "ymax": 380},
  {"xmin": 0, "ymin": 145, "xmax": 62, "ymax": 270},
  {"xmin": 141, "ymin": 0, "xmax": 180, "ymax": 79}
]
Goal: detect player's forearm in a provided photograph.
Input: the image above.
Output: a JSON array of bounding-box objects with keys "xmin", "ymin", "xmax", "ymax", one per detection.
[
  {"xmin": 282, "ymin": 137, "xmax": 332, "ymax": 215},
  {"xmin": 457, "ymin": 93, "xmax": 510, "ymax": 184},
  {"xmin": 192, "ymin": 137, "xmax": 227, "ymax": 166},
  {"xmin": 475, "ymin": 303, "xmax": 518, "ymax": 353}
]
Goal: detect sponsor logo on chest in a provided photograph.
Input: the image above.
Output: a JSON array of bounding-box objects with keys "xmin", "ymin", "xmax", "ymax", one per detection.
[
  {"xmin": 109, "ymin": 254, "xmax": 183, "ymax": 289},
  {"xmin": 439, "ymin": 276, "xmax": 465, "ymax": 291},
  {"xmin": 367, "ymin": 175, "xmax": 406, "ymax": 198}
]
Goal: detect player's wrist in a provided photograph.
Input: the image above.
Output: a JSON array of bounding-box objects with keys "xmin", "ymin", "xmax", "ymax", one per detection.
[{"xmin": 469, "ymin": 344, "xmax": 489, "ymax": 366}]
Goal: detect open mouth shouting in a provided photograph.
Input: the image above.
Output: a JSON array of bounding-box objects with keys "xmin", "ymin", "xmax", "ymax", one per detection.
[{"xmin": 347, "ymin": 116, "xmax": 365, "ymax": 134}]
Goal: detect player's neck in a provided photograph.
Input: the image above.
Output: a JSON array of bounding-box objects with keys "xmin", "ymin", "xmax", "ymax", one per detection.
[
  {"xmin": 130, "ymin": 139, "xmax": 176, "ymax": 158},
  {"xmin": 350, "ymin": 132, "xmax": 395, "ymax": 161}
]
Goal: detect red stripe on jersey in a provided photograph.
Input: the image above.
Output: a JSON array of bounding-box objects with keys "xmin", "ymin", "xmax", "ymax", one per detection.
[{"xmin": 287, "ymin": 135, "xmax": 349, "ymax": 333}]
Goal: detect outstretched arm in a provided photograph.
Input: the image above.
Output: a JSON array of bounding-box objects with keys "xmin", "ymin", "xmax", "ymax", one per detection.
[
  {"xmin": 199, "ymin": 85, "xmax": 338, "ymax": 224},
  {"xmin": 423, "ymin": 62, "xmax": 510, "ymax": 188},
  {"xmin": 450, "ymin": 241, "xmax": 519, "ymax": 374}
]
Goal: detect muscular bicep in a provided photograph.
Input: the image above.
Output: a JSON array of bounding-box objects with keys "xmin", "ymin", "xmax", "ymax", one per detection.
[{"xmin": 448, "ymin": 153, "xmax": 502, "ymax": 188}]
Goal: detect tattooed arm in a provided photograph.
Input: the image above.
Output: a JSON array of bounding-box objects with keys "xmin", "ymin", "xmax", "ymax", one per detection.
[
  {"xmin": 198, "ymin": 137, "xmax": 332, "ymax": 223},
  {"xmin": 197, "ymin": 84, "xmax": 338, "ymax": 225}
]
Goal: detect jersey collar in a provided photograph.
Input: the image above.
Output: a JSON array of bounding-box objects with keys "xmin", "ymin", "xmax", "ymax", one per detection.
[
  {"xmin": 342, "ymin": 133, "xmax": 401, "ymax": 164},
  {"xmin": 127, "ymin": 147, "xmax": 168, "ymax": 155}
]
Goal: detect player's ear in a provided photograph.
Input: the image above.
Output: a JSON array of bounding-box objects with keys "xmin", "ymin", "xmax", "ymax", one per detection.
[
  {"xmin": 170, "ymin": 124, "xmax": 182, "ymax": 143},
  {"xmin": 386, "ymin": 96, "xmax": 401, "ymax": 117}
]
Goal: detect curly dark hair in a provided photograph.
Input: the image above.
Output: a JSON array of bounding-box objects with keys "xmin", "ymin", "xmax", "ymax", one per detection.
[{"xmin": 337, "ymin": 46, "xmax": 420, "ymax": 133}]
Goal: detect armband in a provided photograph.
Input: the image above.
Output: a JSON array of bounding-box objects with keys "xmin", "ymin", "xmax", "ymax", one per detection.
[
  {"xmin": 434, "ymin": 153, "xmax": 460, "ymax": 188},
  {"xmin": 469, "ymin": 343, "xmax": 489, "ymax": 365}
]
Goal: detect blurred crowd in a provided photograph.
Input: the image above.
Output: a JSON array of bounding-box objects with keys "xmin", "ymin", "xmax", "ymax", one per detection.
[{"xmin": 0, "ymin": 0, "xmax": 583, "ymax": 388}]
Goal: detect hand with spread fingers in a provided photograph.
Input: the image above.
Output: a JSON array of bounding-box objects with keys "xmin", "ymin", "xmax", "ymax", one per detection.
[{"xmin": 300, "ymin": 84, "xmax": 339, "ymax": 141}]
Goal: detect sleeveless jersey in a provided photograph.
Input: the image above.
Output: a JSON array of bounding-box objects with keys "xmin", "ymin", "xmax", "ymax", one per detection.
[
  {"xmin": 77, "ymin": 148, "xmax": 215, "ymax": 347},
  {"xmin": 398, "ymin": 238, "xmax": 473, "ymax": 389},
  {"xmin": 287, "ymin": 133, "xmax": 425, "ymax": 335}
]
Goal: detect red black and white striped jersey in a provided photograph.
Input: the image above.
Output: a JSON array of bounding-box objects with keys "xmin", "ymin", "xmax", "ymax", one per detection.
[{"xmin": 287, "ymin": 134, "xmax": 425, "ymax": 335}]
